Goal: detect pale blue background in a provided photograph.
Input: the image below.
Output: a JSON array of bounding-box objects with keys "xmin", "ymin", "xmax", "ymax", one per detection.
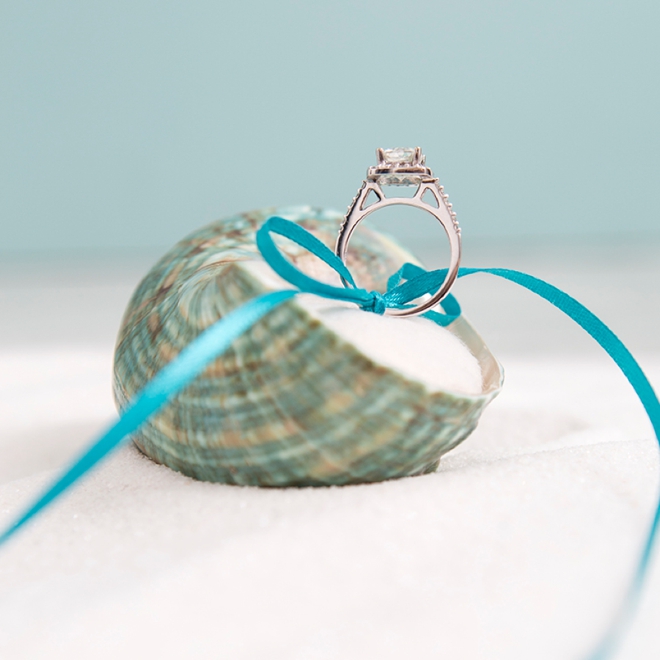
[{"xmin": 1, "ymin": 0, "xmax": 658, "ymax": 251}]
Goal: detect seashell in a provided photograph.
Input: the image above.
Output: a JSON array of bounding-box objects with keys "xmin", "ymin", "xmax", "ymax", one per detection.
[{"xmin": 113, "ymin": 206, "xmax": 503, "ymax": 487}]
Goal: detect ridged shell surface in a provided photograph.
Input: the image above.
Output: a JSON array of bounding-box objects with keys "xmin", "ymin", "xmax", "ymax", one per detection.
[{"xmin": 113, "ymin": 207, "xmax": 503, "ymax": 487}]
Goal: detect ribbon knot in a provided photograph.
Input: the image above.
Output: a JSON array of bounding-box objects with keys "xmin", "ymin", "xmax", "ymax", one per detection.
[{"xmin": 362, "ymin": 291, "xmax": 387, "ymax": 315}]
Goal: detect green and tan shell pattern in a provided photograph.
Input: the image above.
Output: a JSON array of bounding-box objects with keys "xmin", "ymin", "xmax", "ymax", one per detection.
[{"xmin": 113, "ymin": 206, "xmax": 503, "ymax": 487}]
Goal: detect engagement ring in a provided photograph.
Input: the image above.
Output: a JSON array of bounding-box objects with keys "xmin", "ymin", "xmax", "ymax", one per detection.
[{"xmin": 336, "ymin": 147, "xmax": 461, "ymax": 317}]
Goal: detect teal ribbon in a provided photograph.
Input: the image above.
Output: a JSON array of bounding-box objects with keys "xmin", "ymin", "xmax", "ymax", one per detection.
[{"xmin": 0, "ymin": 216, "xmax": 658, "ymax": 660}]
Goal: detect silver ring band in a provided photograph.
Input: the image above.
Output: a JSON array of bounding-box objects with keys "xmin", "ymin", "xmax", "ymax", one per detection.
[{"xmin": 335, "ymin": 147, "xmax": 462, "ymax": 318}]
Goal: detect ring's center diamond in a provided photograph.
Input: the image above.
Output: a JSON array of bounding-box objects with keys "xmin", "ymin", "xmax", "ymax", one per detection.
[
  {"xmin": 369, "ymin": 147, "xmax": 432, "ymax": 185},
  {"xmin": 381, "ymin": 147, "xmax": 416, "ymax": 165}
]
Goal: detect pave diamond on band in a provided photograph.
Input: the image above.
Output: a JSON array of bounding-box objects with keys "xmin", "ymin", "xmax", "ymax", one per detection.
[{"xmin": 335, "ymin": 147, "xmax": 462, "ymax": 318}]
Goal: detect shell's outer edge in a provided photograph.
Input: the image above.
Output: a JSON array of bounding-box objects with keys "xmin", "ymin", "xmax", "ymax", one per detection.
[
  {"xmin": 448, "ymin": 316, "xmax": 504, "ymax": 398},
  {"xmin": 113, "ymin": 207, "xmax": 503, "ymax": 487}
]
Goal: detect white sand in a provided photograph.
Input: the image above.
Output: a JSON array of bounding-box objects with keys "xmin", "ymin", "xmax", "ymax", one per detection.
[
  {"xmin": 0, "ymin": 348, "xmax": 658, "ymax": 659},
  {"xmin": 304, "ymin": 302, "xmax": 483, "ymax": 395},
  {"xmin": 1, "ymin": 237, "xmax": 659, "ymax": 659}
]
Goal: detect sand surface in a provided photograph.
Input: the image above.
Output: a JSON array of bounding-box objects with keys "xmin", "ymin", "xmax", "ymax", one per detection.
[
  {"xmin": 0, "ymin": 238, "xmax": 659, "ymax": 659},
  {"xmin": 0, "ymin": 349, "xmax": 658, "ymax": 659}
]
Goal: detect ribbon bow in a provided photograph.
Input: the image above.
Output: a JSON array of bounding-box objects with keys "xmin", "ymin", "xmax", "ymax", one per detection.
[{"xmin": 256, "ymin": 215, "xmax": 462, "ymax": 325}]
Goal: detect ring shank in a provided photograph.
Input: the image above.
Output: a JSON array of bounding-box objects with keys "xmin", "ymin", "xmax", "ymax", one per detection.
[{"xmin": 335, "ymin": 181, "xmax": 461, "ymax": 317}]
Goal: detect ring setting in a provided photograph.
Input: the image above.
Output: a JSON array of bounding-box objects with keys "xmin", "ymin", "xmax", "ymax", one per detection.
[{"xmin": 335, "ymin": 147, "xmax": 462, "ymax": 318}]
